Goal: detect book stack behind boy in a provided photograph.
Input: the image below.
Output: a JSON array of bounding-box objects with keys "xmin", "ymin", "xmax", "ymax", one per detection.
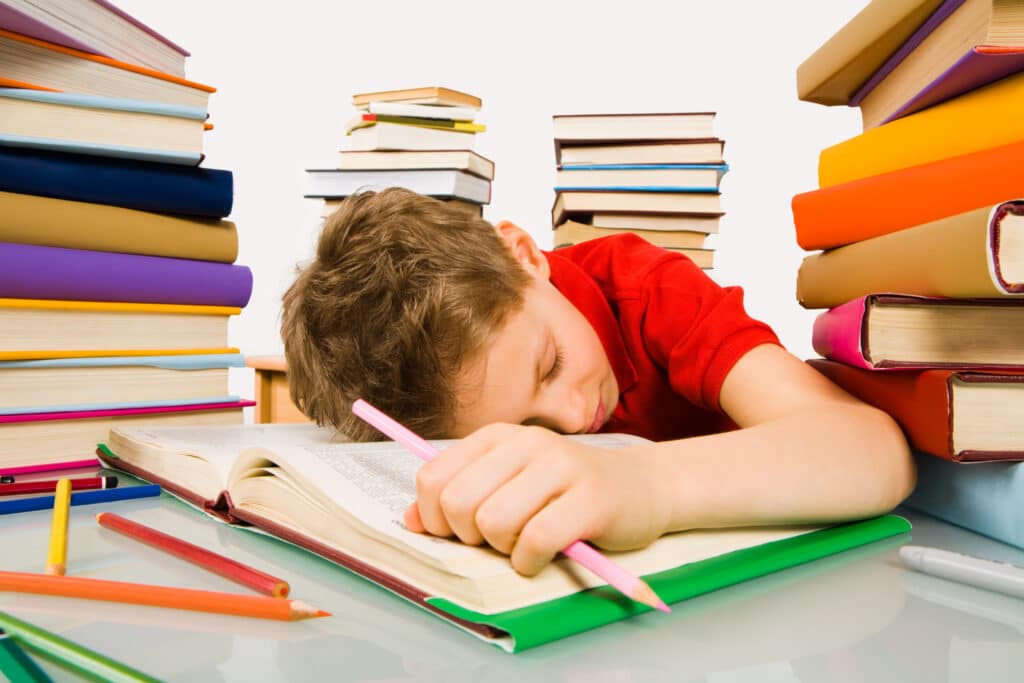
[
  {"xmin": 549, "ymin": 112, "xmax": 728, "ymax": 269},
  {"xmin": 0, "ymin": 1, "xmax": 255, "ymax": 481},
  {"xmin": 792, "ymin": 0, "xmax": 1024, "ymax": 549},
  {"xmin": 304, "ymin": 86, "xmax": 494, "ymax": 218}
]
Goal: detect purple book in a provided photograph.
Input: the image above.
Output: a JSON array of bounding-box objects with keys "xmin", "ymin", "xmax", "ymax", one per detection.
[
  {"xmin": 849, "ymin": 0, "xmax": 1024, "ymax": 123},
  {"xmin": 0, "ymin": 242, "xmax": 252, "ymax": 307}
]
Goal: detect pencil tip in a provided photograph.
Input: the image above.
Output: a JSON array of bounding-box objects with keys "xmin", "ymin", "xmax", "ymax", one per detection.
[
  {"xmin": 315, "ymin": 610, "xmax": 332, "ymax": 617},
  {"xmin": 632, "ymin": 582, "xmax": 671, "ymax": 613}
]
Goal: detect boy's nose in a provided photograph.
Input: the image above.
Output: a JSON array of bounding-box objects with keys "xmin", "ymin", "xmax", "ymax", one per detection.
[{"xmin": 551, "ymin": 386, "xmax": 589, "ymax": 434}]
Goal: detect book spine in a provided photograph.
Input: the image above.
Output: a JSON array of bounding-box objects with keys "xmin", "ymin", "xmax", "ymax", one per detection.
[
  {"xmin": 793, "ymin": 139, "xmax": 1024, "ymax": 250},
  {"xmin": 0, "ymin": 242, "xmax": 252, "ymax": 307},
  {"xmin": 902, "ymin": 451, "xmax": 1024, "ymax": 550},
  {"xmin": 0, "ymin": 400, "xmax": 255, "ymax": 425},
  {"xmin": 818, "ymin": 71, "xmax": 1024, "ymax": 187},
  {"xmin": 0, "ymin": 147, "xmax": 233, "ymax": 218},
  {"xmin": 810, "ymin": 297, "xmax": 873, "ymax": 369},
  {"xmin": 0, "ymin": 135, "xmax": 203, "ymax": 166}
]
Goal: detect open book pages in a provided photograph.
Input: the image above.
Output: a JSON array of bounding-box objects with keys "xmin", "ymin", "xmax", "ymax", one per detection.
[{"xmin": 107, "ymin": 424, "xmax": 820, "ymax": 614}]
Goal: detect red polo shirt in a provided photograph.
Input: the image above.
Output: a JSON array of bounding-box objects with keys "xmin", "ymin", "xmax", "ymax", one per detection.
[{"xmin": 544, "ymin": 233, "xmax": 781, "ymax": 442}]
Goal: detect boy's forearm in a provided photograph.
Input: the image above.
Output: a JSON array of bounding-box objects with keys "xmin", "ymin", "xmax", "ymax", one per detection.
[{"xmin": 635, "ymin": 403, "xmax": 916, "ymax": 532}]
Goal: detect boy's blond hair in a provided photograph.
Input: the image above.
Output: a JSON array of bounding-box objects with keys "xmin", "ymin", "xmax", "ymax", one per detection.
[{"xmin": 281, "ymin": 188, "xmax": 531, "ymax": 441}]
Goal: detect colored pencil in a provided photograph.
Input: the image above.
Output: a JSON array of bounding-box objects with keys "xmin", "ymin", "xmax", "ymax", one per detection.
[
  {"xmin": 0, "ymin": 485, "xmax": 161, "ymax": 516},
  {"xmin": 0, "ymin": 611, "xmax": 157, "ymax": 683},
  {"xmin": 45, "ymin": 480, "xmax": 71, "ymax": 576},
  {"xmin": 0, "ymin": 571, "xmax": 330, "ymax": 622},
  {"xmin": 96, "ymin": 512, "xmax": 291, "ymax": 597},
  {"xmin": 351, "ymin": 398, "xmax": 672, "ymax": 613},
  {"xmin": 0, "ymin": 459, "xmax": 100, "ymax": 477},
  {"xmin": 0, "ymin": 629, "xmax": 52, "ymax": 683},
  {"xmin": 0, "ymin": 476, "xmax": 117, "ymax": 497}
]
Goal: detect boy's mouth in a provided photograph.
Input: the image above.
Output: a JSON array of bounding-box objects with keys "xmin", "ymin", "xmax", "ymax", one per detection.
[{"xmin": 586, "ymin": 399, "xmax": 606, "ymax": 434}]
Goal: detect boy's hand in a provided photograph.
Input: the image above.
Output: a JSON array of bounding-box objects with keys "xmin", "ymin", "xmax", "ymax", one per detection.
[{"xmin": 403, "ymin": 423, "xmax": 671, "ymax": 576}]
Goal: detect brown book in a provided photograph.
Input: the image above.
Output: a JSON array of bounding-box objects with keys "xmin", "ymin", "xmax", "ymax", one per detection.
[
  {"xmin": 797, "ymin": 201, "xmax": 1024, "ymax": 309},
  {"xmin": 591, "ymin": 213, "xmax": 720, "ymax": 233},
  {"xmin": 796, "ymin": 0, "xmax": 948, "ymax": 105},
  {"xmin": 351, "ymin": 86, "xmax": 481, "ymax": 109},
  {"xmin": 552, "ymin": 113, "xmax": 716, "ymax": 142},
  {"xmin": 552, "ymin": 191, "xmax": 722, "ymax": 227},
  {"xmin": 555, "ymin": 139, "xmax": 724, "ymax": 166},
  {"xmin": 808, "ymin": 358, "xmax": 1024, "ymax": 462},
  {"xmin": 554, "ymin": 219, "xmax": 709, "ymax": 250},
  {"xmin": 0, "ymin": 191, "xmax": 237, "ymax": 262}
]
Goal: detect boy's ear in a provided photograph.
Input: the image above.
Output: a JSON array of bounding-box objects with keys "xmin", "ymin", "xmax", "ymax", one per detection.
[{"xmin": 494, "ymin": 220, "xmax": 550, "ymax": 279}]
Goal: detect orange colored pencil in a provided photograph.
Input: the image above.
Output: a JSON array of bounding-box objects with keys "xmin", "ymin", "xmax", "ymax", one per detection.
[
  {"xmin": 96, "ymin": 512, "xmax": 290, "ymax": 597},
  {"xmin": 0, "ymin": 571, "xmax": 329, "ymax": 622}
]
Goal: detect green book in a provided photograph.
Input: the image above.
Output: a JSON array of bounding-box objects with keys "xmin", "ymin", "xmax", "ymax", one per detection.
[{"xmin": 97, "ymin": 424, "xmax": 911, "ymax": 652}]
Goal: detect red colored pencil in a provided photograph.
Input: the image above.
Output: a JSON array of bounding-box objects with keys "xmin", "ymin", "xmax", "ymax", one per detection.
[
  {"xmin": 96, "ymin": 512, "xmax": 291, "ymax": 598},
  {"xmin": 0, "ymin": 476, "xmax": 117, "ymax": 497}
]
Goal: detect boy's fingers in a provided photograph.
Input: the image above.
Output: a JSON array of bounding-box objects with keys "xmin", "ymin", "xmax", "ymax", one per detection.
[
  {"xmin": 439, "ymin": 446, "xmax": 527, "ymax": 547},
  {"xmin": 403, "ymin": 503, "xmax": 426, "ymax": 533},
  {"xmin": 510, "ymin": 490, "xmax": 595, "ymax": 577},
  {"xmin": 474, "ymin": 466, "xmax": 564, "ymax": 555}
]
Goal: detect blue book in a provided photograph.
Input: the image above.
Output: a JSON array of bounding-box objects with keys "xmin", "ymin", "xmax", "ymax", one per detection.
[
  {"xmin": 903, "ymin": 450, "xmax": 1024, "ymax": 550},
  {"xmin": 554, "ymin": 163, "xmax": 727, "ymax": 193},
  {"xmin": 0, "ymin": 146, "xmax": 232, "ymax": 218},
  {"xmin": 0, "ymin": 485, "xmax": 162, "ymax": 515}
]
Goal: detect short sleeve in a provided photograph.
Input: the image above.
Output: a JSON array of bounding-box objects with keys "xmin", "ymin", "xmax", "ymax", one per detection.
[{"xmin": 639, "ymin": 255, "xmax": 781, "ymax": 412}]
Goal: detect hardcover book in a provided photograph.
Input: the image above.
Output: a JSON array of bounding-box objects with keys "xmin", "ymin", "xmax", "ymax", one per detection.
[
  {"xmin": 348, "ymin": 122, "xmax": 476, "ymax": 152},
  {"xmin": 811, "ymin": 294, "xmax": 1024, "ymax": 370},
  {"xmin": 903, "ymin": 450, "xmax": 1024, "ymax": 549},
  {"xmin": 0, "ymin": 88, "xmax": 206, "ymax": 165},
  {"xmin": 0, "ymin": 401, "xmax": 252, "ymax": 471},
  {"xmin": 0, "ymin": 298, "xmax": 239, "ymax": 360},
  {"xmin": 0, "ymin": 146, "xmax": 233, "ymax": 218},
  {"xmin": 0, "ymin": 353, "xmax": 244, "ymax": 416},
  {"xmin": 337, "ymin": 150, "xmax": 494, "ymax": 180},
  {"xmin": 851, "ymin": 0, "xmax": 1024, "ymax": 128},
  {"xmin": 796, "ymin": 0, "xmax": 950, "ymax": 105},
  {"xmin": 552, "ymin": 113, "xmax": 716, "ymax": 142},
  {"xmin": 808, "ymin": 359, "xmax": 1024, "ymax": 462},
  {"xmin": 98, "ymin": 423, "xmax": 910, "ymax": 652},
  {"xmin": 552, "ymin": 191, "xmax": 723, "ymax": 228},
  {"xmin": 352, "ymin": 87, "xmax": 481, "ymax": 109},
  {"xmin": 792, "ymin": 139, "xmax": 1024, "ymax": 250},
  {"xmin": 0, "ymin": 0, "xmax": 190, "ymax": 76},
  {"xmin": 553, "ymin": 220, "xmax": 709, "ymax": 250},
  {"xmin": 0, "ymin": 27, "xmax": 212, "ymax": 109},
  {"xmin": 555, "ymin": 139, "xmax": 725, "ymax": 166},
  {"xmin": 554, "ymin": 164, "xmax": 727, "ymax": 192},
  {"xmin": 796, "ymin": 202, "xmax": 1024, "ymax": 309},
  {"xmin": 0, "ymin": 242, "xmax": 253, "ymax": 307},
  {"xmin": 817, "ymin": 69, "xmax": 1024, "ymax": 187}
]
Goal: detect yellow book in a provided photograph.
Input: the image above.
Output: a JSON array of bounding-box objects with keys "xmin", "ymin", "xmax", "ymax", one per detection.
[
  {"xmin": 0, "ymin": 298, "xmax": 239, "ymax": 360},
  {"xmin": 818, "ymin": 70, "xmax": 1024, "ymax": 187},
  {"xmin": 346, "ymin": 114, "xmax": 485, "ymax": 134}
]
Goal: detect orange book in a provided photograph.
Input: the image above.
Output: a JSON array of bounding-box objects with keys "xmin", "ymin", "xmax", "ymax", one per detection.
[
  {"xmin": 0, "ymin": 28, "xmax": 214, "ymax": 110},
  {"xmin": 793, "ymin": 139, "xmax": 1024, "ymax": 250},
  {"xmin": 808, "ymin": 359, "xmax": 1024, "ymax": 462}
]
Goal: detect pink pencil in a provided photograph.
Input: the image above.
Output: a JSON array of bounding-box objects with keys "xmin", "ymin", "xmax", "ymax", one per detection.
[
  {"xmin": 352, "ymin": 399, "xmax": 671, "ymax": 613},
  {"xmin": 0, "ymin": 459, "xmax": 101, "ymax": 477}
]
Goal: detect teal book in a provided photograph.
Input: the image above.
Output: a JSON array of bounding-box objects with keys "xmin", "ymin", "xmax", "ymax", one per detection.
[{"xmin": 98, "ymin": 424, "xmax": 911, "ymax": 652}]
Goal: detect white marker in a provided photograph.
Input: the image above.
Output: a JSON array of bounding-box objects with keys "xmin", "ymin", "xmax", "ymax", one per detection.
[{"xmin": 899, "ymin": 545, "xmax": 1024, "ymax": 601}]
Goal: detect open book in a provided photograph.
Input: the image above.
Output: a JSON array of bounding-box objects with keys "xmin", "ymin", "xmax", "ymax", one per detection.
[{"xmin": 99, "ymin": 423, "xmax": 909, "ymax": 652}]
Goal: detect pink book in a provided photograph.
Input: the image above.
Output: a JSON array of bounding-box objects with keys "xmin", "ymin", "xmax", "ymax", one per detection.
[
  {"xmin": 811, "ymin": 296, "xmax": 873, "ymax": 370},
  {"xmin": 0, "ymin": 400, "xmax": 255, "ymax": 424}
]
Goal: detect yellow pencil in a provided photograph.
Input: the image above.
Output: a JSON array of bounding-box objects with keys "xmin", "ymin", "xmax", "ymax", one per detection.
[{"xmin": 45, "ymin": 479, "xmax": 71, "ymax": 576}]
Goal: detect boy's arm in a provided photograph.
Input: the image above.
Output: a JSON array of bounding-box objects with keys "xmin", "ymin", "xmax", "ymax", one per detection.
[{"xmin": 649, "ymin": 343, "xmax": 916, "ymax": 532}]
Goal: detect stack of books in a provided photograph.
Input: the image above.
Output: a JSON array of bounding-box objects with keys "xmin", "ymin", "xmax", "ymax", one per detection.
[
  {"xmin": 304, "ymin": 86, "xmax": 494, "ymax": 218},
  {"xmin": 793, "ymin": 0, "xmax": 1024, "ymax": 549},
  {"xmin": 549, "ymin": 112, "xmax": 728, "ymax": 269},
  {"xmin": 0, "ymin": 1, "xmax": 255, "ymax": 473}
]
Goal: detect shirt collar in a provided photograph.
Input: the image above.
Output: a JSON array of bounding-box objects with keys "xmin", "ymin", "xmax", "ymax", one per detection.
[{"xmin": 544, "ymin": 250, "xmax": 638, "ymax": 394}]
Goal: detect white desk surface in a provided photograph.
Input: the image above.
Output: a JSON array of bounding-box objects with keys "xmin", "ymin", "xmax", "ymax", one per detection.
[{"xmin": 1, "ymin": 487, "xmax": 1021, "ymax": 682}]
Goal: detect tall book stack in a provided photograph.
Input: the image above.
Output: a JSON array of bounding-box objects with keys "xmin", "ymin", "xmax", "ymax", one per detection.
[
  {"xmin": 304, "ymin": 86, "xmax": 494, "ymax": 217},
  {"xmin": 0, "ymin": 1, "xmax": 255, "ymax": 473},
  {"xmin": 793, "ymin": 0, "xmax": 1024, "ymax": 549},
  {"xmin": 549, "ymin": 112, "xmax": 728, "ymax": 269}
]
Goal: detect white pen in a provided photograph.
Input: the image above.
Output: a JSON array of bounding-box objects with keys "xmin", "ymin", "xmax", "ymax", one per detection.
[{"xmin": 899, "ymin": 545, "xmax": 1024, "ymax": 601}]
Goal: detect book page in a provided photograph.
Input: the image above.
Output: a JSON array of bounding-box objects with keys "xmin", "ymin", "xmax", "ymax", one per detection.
[{"xmin": 245, "ymin": 433, "xmax": 651, "ymax": 573}]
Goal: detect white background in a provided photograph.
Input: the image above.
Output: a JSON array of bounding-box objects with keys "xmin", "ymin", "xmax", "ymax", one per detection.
[{"xmin": 115, "ymin": 0, "xmax": 869, "ymax": 411}]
